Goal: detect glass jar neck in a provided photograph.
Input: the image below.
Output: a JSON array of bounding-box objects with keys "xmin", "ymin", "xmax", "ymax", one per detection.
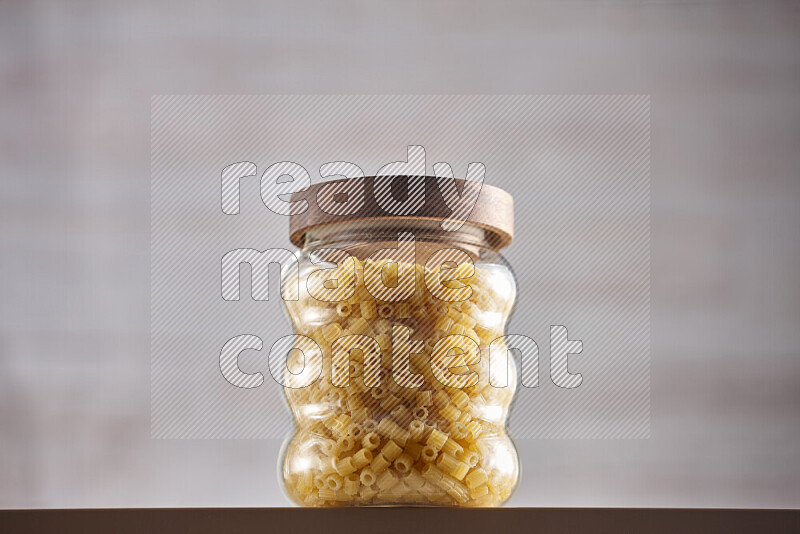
[{"xmin": 302, "ymin": 219, "xmax": 492, "ymax": 251}]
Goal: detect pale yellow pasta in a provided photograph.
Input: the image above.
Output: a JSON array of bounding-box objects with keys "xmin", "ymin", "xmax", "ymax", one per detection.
[
  {"xmin": 377, "ymin": 419, "xmax": 409, "ymax": 447},
  {"xmin": 404, "ymin": 441, "xmax": 423, "ymax": 461},
  {"xmin": 472, "ymin": 493, "xmax": 495, "ymax": 506},
  {"xmin": 359, "ymin": 467, "xmax": 376, "ymax": 486},
  {"xmin": 420, "ymin": 445, "xmax": 438, "ymax": 463},
  {"xmin": 413, "ymin": 406, "xmax": 428, "ymax": 421},
  {"xmin": 441, "ymin": 438, "xmax": 464, "ymax": 458},
  {"xmin": 393, "ymin": 453, "xmax": 414, "ymax": 474},
  {"xmin": 457, "ymin": 411, "xmax": 472, "ymax": 426},
  {"xmin": 336, "ymin": 436, "xmax": 355, "ymax": 453},
  {"xmin": 450, "ymin": 323, "xmax": 467, "ymax": 337},
  {"xmin": 394, "ymin": 303, "xmax": 411, "ymax": 319},
  {"xmin": 360, "ymin": 300, "xmax": 377, "ymax": 320},
  {"xmin": 359, "ymin": 485, "xmax": 378, "ymax": 501},
  {"xmin": 408, "ymin": 420, "xmax": 425, "ymax": 441},
  {"xmin": 390, "ymin": 405, "xmax": 412, "ymax": 425},
  {"xmin": 446, "ymin": 481, "xmax": 469, "ymax": 504},
  {"xmin": 348, "ymin": 361, "xmax": 363, "ymax": 378},
  {"xmin": 330, "ymin": 414, "xmax": 351, "ymax": 437},
  {"xmin": 361, "ymin": 432, "xmax": 380, "ymax": 450},
  {"xmin": 379, "ymin": 394, "xmax": 400, "ymax": 411},
  {"xmin": 380, "ymin": 440, "xmax": 403, "ymax": 462},
  {"xmin": 405, "ymin": 470, "xmax": 425, "ymax": 490},
  {"xmin": 420, "ymin": 463, "xmax": 443, "ymax": 484},
  {"xmin": 325, "ymin": 473, "xmax": 343, "ymax": 491},
  {"xmin": 435, "ymin": 315, "xmax": 454, "ymax": 333},
  {"xmin": 297, "ymin": 471, "xmax": 314, "ymax": 494},
  {"xmin": 437, "ymin": 453, "xmax": 469, "ymax": 481},
  {"xmin": 464, "ymin": 467, "xmax": 488, "ymax": 489},
  {"xmin": 335, "ymin": 457, "xmax": 357, "ymax": 477},
  {"xmin": 465, "ymin": 421, "xmax": 482, "ymax": 439},
  {"xmin": 348, "ymin": 316, "xmax": 369, "ymax": 335},
  {"xmin": 350, "ymin": 407, "xmax": 368, "ymax": 423},
  {"xmin": 450, "ymin": 421, "xmax": 468, "ymax": 440},
  {"xmin": 439, "ymin": 403, "xmax": 461, "ymax": 422},
  {"xmin": 376, "ymin": 470, "xmax": 399, "ymax": 490},
  {"xmin": 322, "ymin": 323, "xmax": 343, "ymax": 342},
  {"xmin": 281, "ymin": 258, "xmax": 518, "ymax": 507},
  {"xmin": 459, "ymin": 449, "xmax": 480, "ymax": 468},
  {"xmin": 343, "ymin": 473, "xmax": 360, "ymax": 496},
  {"xmin": 374, "ymin": 333, "xmax": 391, "ymax": 350},
  {"xmin": 416, "ymin": 390, "xmax": 432, "ymax": 407},
  {"xmin": 345, "ymin": 395, "xmax": 361, "ymax": 412},
  {"xmin": 352, "ymin": 448, "xmax": 373, "ymax": 469},
  {"xmin": 433, "ymin": 391, "xmax": 450, "ymax": 408},
  {"xmin": 426, "ymin": 429, "xmax": 448, "ymax": 451},
  {"xmin": 450, "ymin": 390, "xmax": 470, "ymax": 410},
  {"xmin": 469, "ymin": 484, "xmax": 489, "ymax": 499},
  {"xmin": 473, "ymin": 325, "xmax": 494, "ymax": 344},
  {"xmin": 319, "ymin": 439, "xmax": 336, "ymax": 456},
  {"xmin": 318, "ymin": 487, "xmax": 337, "ymax": 501},
  {"xmin": 458, "ymin": 314, "xmax": 477, "ymax": 330},
  {"xmin": 370, "ymin": 453, "xmax": 391, "ymax": 474},
  {"xmin": 320, "ymin": 458, "xmax": 336, "ymax": 476},
  {"xmin": 325, "ymin": 388, "xmax": 345, "ymax": 406},
  {"xmin": 362, "ymin": 419, "xmax": 377, "ymax": 432},
  {"xmin": 409, "ymin": 352, "xmax": 428, "ymax": 371},
  {"xmin": 346, "ymin": 422, "xmax": 363, "ymax": 438}
]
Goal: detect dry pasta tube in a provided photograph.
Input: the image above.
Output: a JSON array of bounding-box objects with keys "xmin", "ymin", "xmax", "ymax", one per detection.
[
  {"xmin": 352, "ymin": 448, "xmax": 373, "ymax": 468},
  {"xmin": 335, "ymin": 457, "xmax": 357, "ymax": 477},
  {"xmin": 359, "ymin": 467, "xmax": 377, "ymax": 486},
  {"xmin": 344, "ymin": 474, "xmax": 360, "ymax": 496},
  {"xmin": 420, "ymin": 445, "xmax": 438, "ymax": 463},
  {"xmin": 426, "ymin": 429, "xmax": 448, "ymax": 451},
  {"xmin": 370, "ymin": 454, "xmax": 391, "ymax": 474},
  {"xmin": 380, "ymin": 440, "xmax": 403, "ymax": 462},
  {"xmin": 361, "ymin": 432, "xmax": 380, "ymax": 450},
  {"xmin": 393, "ymin": 453, "xmax": 414, "ymax": 474}
]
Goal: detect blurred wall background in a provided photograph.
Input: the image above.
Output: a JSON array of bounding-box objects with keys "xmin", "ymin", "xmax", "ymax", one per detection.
[{"xmin": 1, "ymin": 0, "xmax": 799, "ymax": 508}]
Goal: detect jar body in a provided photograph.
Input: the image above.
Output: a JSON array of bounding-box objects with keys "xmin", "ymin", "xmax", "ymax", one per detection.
[{"xmin": 280, "ymin": 221, "xmax": 519, "ymax": 506}]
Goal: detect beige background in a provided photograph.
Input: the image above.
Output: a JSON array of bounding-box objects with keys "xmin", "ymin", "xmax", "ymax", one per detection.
[{"xmin": 1, "ymin": 0, "xmax": 799, "ymax": 508}]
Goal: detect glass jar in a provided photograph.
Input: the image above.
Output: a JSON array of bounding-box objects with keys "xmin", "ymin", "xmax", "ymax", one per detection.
[{"xmin": 280, "ymin": 176, "xmax": 518, "ymax": 506}]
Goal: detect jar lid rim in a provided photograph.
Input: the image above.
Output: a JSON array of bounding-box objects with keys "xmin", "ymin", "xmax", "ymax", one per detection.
[{"xmin": 289, "ymin": 176, "xmax": 514, "ymax": 250}]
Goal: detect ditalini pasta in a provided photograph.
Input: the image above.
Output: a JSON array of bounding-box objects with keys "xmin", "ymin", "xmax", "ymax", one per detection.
[
  {"xmin": 281, "ymin": 176, "xmax": 518, "ymax": 507},
  {"xmin": 282, "ymin": 257, "xmax": 518, "ymax": 507}
]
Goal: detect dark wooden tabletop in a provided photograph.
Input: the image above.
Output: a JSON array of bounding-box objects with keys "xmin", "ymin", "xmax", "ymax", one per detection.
[{"xmin": 1, "ymin": 508, "xmax": 798, "ymax": 534}]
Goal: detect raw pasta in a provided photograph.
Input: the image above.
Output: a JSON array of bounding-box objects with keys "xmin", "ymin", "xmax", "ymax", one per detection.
[{"xmin": 282, "ymin": 258, "xmax": 518, "ymax": 506}]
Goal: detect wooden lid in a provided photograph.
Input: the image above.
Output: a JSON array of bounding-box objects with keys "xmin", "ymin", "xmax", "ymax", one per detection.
[{"xmin": 289, "ymin": 176, "xmax": 513, "ymax": 250}]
